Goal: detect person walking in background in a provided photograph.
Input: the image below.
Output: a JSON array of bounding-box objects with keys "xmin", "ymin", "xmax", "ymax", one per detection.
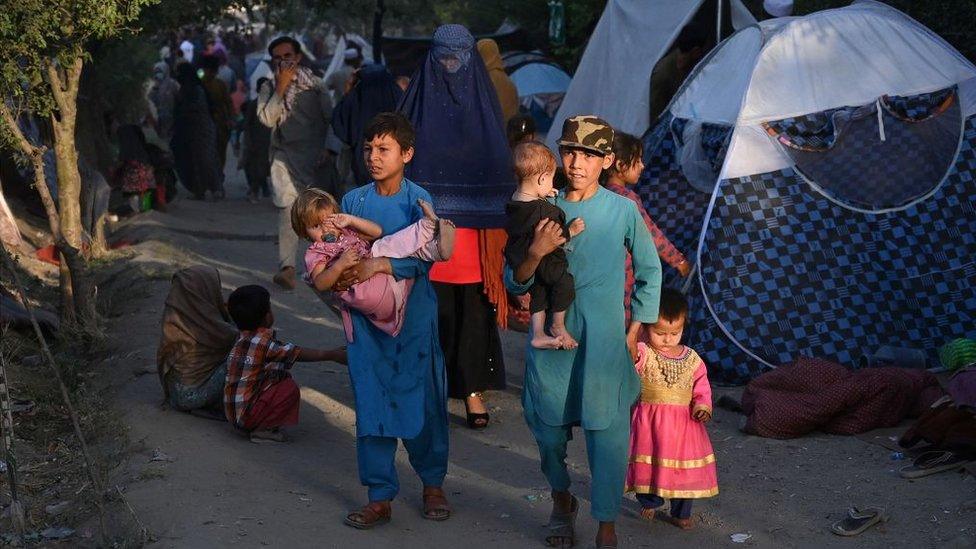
[
  {"xmin": 477, "ymin": 39, "xmax": 519, "ymax": 125},
  {"xmin": 171, "ymin": 63, "xmax": 222, "ymax": 200},
  {"xmin": 201, "ymin": 54, "xmax": 234, "ymax": 192},
  {"xmin": 258, "ymin": 36, "xmax": 337, "ymax": 290},
  {"xmin": 240, "ymin": 77, "xmax": 272, "ymax": 202},
  {"xmin": 399, "ymin": 24, "xmax": 513, "ymax": 430},
  {"xmin": 332, "ymin": 64, "xmax": 403, "ymax": 188}
]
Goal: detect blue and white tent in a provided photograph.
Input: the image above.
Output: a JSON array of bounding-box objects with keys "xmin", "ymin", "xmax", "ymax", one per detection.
[
  {"xmin": 503, "ymin": 51, "xmax": 571, "ymax": 132},
  {"xmin": 637, "ymin": 1, "xmax": 976, "ymax": 384}
]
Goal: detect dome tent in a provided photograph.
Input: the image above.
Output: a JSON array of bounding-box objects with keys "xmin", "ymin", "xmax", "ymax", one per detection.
[
  {"xmin": 636, "ymin": 0, "xmax": 976, "ymax": 384},
  {"xmin": 502, "ymin": 51, "xmax": 572, "ymax": 133}
]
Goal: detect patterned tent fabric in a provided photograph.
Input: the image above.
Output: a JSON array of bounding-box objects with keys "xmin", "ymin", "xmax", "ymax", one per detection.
[
  {"xmin": 693, "ymin": 114, "xmax": 976, "ymax": 383},
  {"xmin": 883, "ymin": 86, "xmax": 956, "ymax": 122}
]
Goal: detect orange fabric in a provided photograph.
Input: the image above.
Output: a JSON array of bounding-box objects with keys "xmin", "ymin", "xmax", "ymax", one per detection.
[
  {"xmin": 479, "ymin": 228, "xmax": 508, "ymax": 330},
  {"xmin": 430, "ymin": 228, "xmax": 482, "ymax": 284}
]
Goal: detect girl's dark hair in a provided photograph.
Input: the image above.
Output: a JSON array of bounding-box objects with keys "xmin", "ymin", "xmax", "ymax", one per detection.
[
  {"xmin": 611, "ymin": 131, "xmax": 643, "ymax": 173},
  {"xmin": 658, "ymin": 287, "xmax": 689, "ymax": 322},
  {"xmin": 228, "ymin": 285, "xmax": 271, "ymax": 330},
  {"xmin": 363, "ymin": 112, "xmax": 415, "ymax": 151},
  {"xmin": 117, "ymin": 125, "xmax": 149, "ymax": 164}
]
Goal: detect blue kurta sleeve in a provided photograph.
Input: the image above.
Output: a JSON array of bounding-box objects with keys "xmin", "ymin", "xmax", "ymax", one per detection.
[
  {"xmin": 504, "ymin": 264, "xmax": 533, "ymax": 295},
  {"xmin": 624, "ymin": 200, "xmax": 662, "ymax": 323}
]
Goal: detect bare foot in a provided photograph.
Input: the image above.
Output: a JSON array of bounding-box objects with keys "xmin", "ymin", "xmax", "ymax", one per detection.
[
  {"xmin": 531, "ymin": 335, "xmax": 565, "ymax": 349},
  {"xmin": 658, "ymin": 512, "xmax": 694, "ymax": 530},
  {"xmin": 417, "ymin": 199, "xmax": 437, "ymax": 221},
  {"xmin": 551, "ymin": 327, "xmax": 578, "ymax": 349}
]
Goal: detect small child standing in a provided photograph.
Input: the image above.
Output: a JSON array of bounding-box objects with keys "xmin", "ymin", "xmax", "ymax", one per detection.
[
  {"xmin": 504, "ymin": 141, "xmax": 584, "ymax": 349},
  {"xmin": 223, "ymin": 285, "xmax": 346, "ymax": 443},
  {"xmin": 292, "ymin": 188, "xmax": 454, "ymax": 342},
  {"xmin": 626, "ymin": 288, "xmax": 718, "ymax": 529}
]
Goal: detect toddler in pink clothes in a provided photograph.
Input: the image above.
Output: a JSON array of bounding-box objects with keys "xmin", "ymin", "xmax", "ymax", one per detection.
[
  {"xmin": 626, "ymin": 288, "xmax": 718, "ymax": 530},
  {"xmin": 290, "ymin": 188, "xmax": 454, "ymax": 342}
]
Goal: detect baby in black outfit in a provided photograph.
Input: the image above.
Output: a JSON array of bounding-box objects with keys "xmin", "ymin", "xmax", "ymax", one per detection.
[{"xmin": 504, "ymin": 141, "xmax": 584, "ymax": 350}]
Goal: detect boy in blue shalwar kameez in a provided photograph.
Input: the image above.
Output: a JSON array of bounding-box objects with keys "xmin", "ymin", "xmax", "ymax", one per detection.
[
  {"xmin": 506, "ymin": 116, "xmax": 663, "ymax": 548},
  {"xmin": 334, "ymin": 112, "xmax": 451, "ymax": 529}
]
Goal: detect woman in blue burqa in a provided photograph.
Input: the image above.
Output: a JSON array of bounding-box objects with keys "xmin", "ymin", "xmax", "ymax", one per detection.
[
  {"xmin": 332, "ymin": 63, "xmax": 403, "ymax": 187},
  {"xmin": 399, "ymin": 24, "xmax": 514, "ymax": 430}
]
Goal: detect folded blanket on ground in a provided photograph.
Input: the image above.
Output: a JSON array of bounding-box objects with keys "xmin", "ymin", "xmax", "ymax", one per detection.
[{"xmin": 741, "ymin": 357, "xmax": 944, "ymax": 439}]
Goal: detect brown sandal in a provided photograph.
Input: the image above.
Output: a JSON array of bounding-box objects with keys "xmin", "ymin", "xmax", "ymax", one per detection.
[
  {"xmin": 343, "ymin": 501, "xmax": 391, "ymax": 530},
  {"xmin": 422, "ymin": 486, "xmax": 451, "ymax": 521}
]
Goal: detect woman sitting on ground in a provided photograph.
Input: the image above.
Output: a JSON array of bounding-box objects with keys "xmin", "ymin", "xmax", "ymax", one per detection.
[{"xmin": 157, "ymin": 266, "xmax": 238, "ymax": 415}]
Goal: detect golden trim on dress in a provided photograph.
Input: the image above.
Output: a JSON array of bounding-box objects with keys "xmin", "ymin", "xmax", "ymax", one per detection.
[{"xmin": 629, "ymin": 453, "xmax": 716, "ymax": 468}]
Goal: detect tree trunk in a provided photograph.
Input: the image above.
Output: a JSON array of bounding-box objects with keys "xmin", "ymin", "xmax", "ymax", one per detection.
[{"xmin": 47, "ymin": 55, "xmax": 97, "ymax": 326}]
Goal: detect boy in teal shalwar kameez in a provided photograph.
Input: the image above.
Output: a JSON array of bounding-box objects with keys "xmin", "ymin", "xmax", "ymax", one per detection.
[{"xmin": 506, "ymin": 116, "xmax": 662, "ymax": 548}]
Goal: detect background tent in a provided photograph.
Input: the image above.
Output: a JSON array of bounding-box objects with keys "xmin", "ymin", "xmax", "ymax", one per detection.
[
  {"xmin": 546, "ymin": 0, "xmax": 755, "ymax": 151},
  {"xmin": 503, "ymin": 51, "xmax": 571, "ymax": 133},
  {"xmin": 636, "ymin": 0, "xmax": 976, "ymax": 384}
]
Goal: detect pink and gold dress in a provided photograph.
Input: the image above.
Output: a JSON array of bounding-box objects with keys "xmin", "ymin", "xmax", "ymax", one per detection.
[{"xmin": 625, "ymin": 343, "xmax": 719, "ymax": 499}]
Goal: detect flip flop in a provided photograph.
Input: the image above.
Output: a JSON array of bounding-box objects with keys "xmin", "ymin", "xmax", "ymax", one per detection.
[
  {"xmin": 546, "ymin": 495, "xmax": 578, "ymax": 547},
  {"xmin": 830, "ymin": 506, "xmax": 888, "ymax": 536},
  {"xmin": 899, "ymin": 450, "xmax": 971, "ymax": 479}
]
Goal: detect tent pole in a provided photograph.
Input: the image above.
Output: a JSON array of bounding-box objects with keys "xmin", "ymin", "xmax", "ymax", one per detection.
[
  {"xmin": 372, "ymin": 0, "xmax": 386, "ymax": 64},
  {"xmin": 716, "ymin": 0, "xmax": 724, "ymax": 44}
]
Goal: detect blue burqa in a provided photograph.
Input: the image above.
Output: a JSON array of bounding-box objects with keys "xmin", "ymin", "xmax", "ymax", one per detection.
[
  {"xmin": 398, "ymin": 24, "xmax": 514, "ymax": 229},
  {"xmin": 332, "ymin": 64, "xmax": 403, "ymax": 187}
]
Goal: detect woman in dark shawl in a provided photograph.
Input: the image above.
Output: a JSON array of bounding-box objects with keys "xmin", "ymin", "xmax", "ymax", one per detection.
[
  {"xmin": 157, "ymin": 266, "xmax": 238, "ymax": 414},
  {"xmin": 398, "ymin": 24, "xmax": 514, "ymax": 429},
  {"xmin": 332, "ymin": 63, "xmax": 403, "ymax": 187},
  {"xmin": 171, "ymin": 63, "xmax": 223, "ymax": 200}
]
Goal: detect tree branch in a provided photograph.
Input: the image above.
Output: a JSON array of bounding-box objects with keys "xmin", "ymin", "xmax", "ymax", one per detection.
[
  {"xmin": 0, "ymin": 102, "xmax": 45, "ymax": 159},
  {"xmin": 45, "ymin": 61, "xmax": 69, "ymax": 115}
]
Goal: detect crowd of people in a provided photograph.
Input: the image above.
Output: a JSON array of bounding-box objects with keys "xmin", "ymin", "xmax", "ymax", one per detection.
[{"xmin": 155, "ymin": 23, "xmax": 713, "ymax": 549}]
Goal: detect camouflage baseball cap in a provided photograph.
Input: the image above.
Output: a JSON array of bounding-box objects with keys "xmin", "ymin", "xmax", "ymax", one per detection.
[{"xmin": 557, "ymin": 115, "xmax": 614, "ymax": 155}]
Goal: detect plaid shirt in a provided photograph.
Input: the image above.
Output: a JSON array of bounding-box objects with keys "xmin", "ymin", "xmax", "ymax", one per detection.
[
  {"xmin": 223, "ymin": 328, "xmax": 300, "ymax": 428},
  {"xmin": 605, "ymin": 184, "xmax": 687, "ymax": 324}
]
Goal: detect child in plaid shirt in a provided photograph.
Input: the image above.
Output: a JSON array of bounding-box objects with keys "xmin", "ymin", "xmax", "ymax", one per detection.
[{"xmin": 223, "ymin": 284, "xmax": 346, "ymax": 442}]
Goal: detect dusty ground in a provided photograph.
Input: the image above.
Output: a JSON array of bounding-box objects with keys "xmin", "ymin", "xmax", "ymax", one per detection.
[{"xmin": 99, "ymin": 156, "xmax": 976, "ymax": 549}]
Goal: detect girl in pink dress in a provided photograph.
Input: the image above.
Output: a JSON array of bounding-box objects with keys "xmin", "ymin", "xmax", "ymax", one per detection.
[
  {"xmin": 626, "ymin": 288, "xmax": 718, "ymax": 529},
  {"xmin": 291, "ymin": 188, "xmax": 454, "ymax": 342}
]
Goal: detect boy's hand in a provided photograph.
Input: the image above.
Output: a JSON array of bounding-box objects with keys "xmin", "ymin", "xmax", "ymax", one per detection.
[
  {"xmin": 677, "ymin": 260, "xmax": 692, "ymax": 278},
  {"xmin": 528, "ymin": 219, "xmax": 566, "ymax": 260},
  {"xmin": 626, "ymin": 329, "xmax": 639, "ymax": 363},
  {"xmin": 693, "ymin": 409, "xmax": 711, "ymax": 423},
  {"xmin": 568, "ymin": 218, "xmax": 585, "ymax": 238}
]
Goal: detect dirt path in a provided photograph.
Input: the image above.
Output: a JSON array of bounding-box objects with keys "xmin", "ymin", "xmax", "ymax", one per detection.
[{"xmin": 103, "ymin": 156, "xmax": 976, "ymax": 549}]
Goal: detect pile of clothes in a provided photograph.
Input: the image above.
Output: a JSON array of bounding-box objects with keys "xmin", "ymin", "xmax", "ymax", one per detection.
[{"xmin": 739, "ymin": 357, "xmax": 944, "ymax": 439}]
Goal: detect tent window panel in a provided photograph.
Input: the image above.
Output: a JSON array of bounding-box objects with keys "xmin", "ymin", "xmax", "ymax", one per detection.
[
  {"xmin": 670, "ymin": 117, "xmax": 734, "ymax": 193},
  {"xmin": 764, "ymin": 91, "xmax": 962, "ymax": 211}
]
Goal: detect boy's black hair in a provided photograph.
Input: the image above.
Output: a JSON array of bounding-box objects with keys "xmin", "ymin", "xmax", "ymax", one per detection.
[
  {"xmin": 676, "ymin": 22, "xmax": 710, "ymax": 53},
  {"xmin": 227, "ymin": 285, "xmax": 271, "ymax": 330},
  {"xmin": 658, "ymin": 287, "xmax": 689, "ymax": 322},
  {"xmin": 363, "ymin": 111, "xmax": 415, "ymax": 152},
  {"xmin": 267, "ymin": 35, "xmax": 303, "ymax": 57}
]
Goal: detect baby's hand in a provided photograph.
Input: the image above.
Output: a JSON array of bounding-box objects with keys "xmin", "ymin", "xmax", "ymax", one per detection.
[
  {"xmin": 693, "ymin": 408, "xmax": 711, "ymax": 423},
  {"xmin": 328, "ymin": 213, "xmax": 355, "ymax": 229},
  {"xmin": 568, "ymin": 218, "xmax": 585, "ymax": 238},
  {"xmin": 335, "ymin": 247, "xmax": 360, "ymax": 268}
]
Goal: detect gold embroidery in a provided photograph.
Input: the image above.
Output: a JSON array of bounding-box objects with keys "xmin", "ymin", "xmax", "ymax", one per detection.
[
  {"xmin": 625, "ymin": 486, "xmax": 719, "ymax": 498},
  {"xmin": 629, "ymin": 453, "xmax": 716, "ymax": 468},
  {"xmin": 638, "ymin": 347, "xmax": 702, "ymax": 405}
]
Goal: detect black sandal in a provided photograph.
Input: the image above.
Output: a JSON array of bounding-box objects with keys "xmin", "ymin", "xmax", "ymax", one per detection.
[{"xmin": 465, "ymin": 392, "xmax": 489, "ymax": 430}]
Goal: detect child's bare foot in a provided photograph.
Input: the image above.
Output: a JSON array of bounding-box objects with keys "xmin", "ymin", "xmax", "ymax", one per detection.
[
  {"xmin": 551, "ymin": 327, "xmax": 578, "ymax": 349},
  {"xmin": 417, "ymin": 199, "xmax": 438, "ymax": 221},
  {"xmin": 657, "ymin": 512, "xmax": 694, "ymax": 530},
  {"xmin": 250, "ymin": 428, "xmax": 287, "ymax": 443},
  {"xmin": 531, "ymin": 335, "xmax": 564, "ymax": 350}
]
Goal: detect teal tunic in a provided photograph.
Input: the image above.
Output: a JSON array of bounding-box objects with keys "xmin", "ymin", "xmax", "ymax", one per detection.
[
  {"xmin": 341, "ymin": 180, "xmax": 446, "ymax": 438},
  {"xmin": 506, "ymin": 186, "xmax": 662, "ymax": 430}
]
